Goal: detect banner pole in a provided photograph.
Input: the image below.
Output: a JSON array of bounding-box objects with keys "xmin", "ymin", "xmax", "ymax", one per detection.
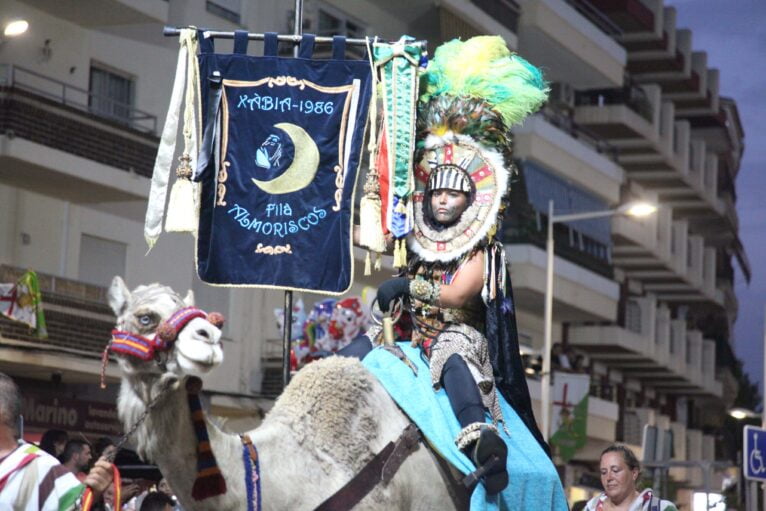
[{"xmin": 281, "ymin": 0, "xmax": 304, "ymax": 390}]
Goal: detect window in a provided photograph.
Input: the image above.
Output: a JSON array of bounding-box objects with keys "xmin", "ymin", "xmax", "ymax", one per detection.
[
  {"xmin": 625, "ymin": 300, "xmax": 642, "ymax": 334},
  {"xmin": 206, "ymin": 0, "xmax": 241, "ymax": 24},
  {"xmin": 78, "ymin": 235, "xmax": 127, "ymax": 288},
  {"xmin": 287, "ymin": 2, "xmax": 367, "ymax": 59},
  {"xmin": 316, "ymin": 4, "xmax": 365, "ymax": 39},
  {"xmin": 521, "ymin": 160, "xmax": 612, "ymax": 261},
  {"xmin": 89, "ymin": 64, "xmax": 134, "ymax": 123}
]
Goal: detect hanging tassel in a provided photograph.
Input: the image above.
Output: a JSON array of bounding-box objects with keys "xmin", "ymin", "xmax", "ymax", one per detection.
[
  {"xmin": 375, "ymin": 253, "xmax": 382, "ymax": 271},
  {"xmin": 359, "ymin": 176, "xmax": 386, "ymax": 252},
  {"xmin": 186, "ymin": 377, "xmax": 227, "ymax": 500},
  {"xmin": 364, "ymin": 251, "xmax": 372, "ymax": 276},
  {"xmin": 165, "ymin": 154, "xmax": 198, "ymax": 232},
  {"xmin": 393, "ymin": 239, "xmax": 408, "ymax": 268}
]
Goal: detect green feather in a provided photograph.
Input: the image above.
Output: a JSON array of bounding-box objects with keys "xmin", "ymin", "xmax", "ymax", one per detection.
[{"xmin": 420, "ymin": 36, "xmax": 549, "ymax": 129}]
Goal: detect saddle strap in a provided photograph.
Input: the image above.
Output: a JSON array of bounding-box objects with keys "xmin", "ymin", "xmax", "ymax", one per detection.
[{"xmin": 314, "ymin": 423, "xmax": 421, "ymax": 511}]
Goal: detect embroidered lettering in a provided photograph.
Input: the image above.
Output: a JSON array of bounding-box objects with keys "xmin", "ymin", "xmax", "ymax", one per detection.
[{"xmin": 255, "ymin": 243, "xmax": 293, "ymax": 255}]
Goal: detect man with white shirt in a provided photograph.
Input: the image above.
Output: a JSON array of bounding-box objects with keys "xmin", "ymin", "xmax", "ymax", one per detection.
[{"xmin": 0, "ymin": 372, "xmax": 113, "ymax": 510}]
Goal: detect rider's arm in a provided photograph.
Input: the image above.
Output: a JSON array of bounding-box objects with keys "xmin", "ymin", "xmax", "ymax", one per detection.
[{"xmin": 434, "ymin": 250, "xmax": 484, "ymax": 308}]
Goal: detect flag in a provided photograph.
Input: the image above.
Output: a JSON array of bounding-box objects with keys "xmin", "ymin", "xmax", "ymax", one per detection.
[
  {"xmin": 0, "ymin": 270, "xmax": 47, "ymax": 338},
  {"xmin": 549, "ymin": 371, "xmax": 589, "ymax": 462},
  {"xmin": 192, "ymin": 31, "xmax": 372, "ymax": 294}
]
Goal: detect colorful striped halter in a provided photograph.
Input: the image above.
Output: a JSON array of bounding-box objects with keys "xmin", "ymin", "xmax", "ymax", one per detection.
[{"xmin": 100, "ymin": 306, "xmax": 225, "ymax": 387}]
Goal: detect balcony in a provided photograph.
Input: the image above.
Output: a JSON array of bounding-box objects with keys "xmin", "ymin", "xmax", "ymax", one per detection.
[
  {"xmin": 22, "ymin": 0, "xmax": 169, "ymax": 45},
  {"xmin": 0, "ymin": 65, "xmax": 157, "ymax": 221},
  {"xmin": 504, "ymin": 244, "xmax": 619, "ymax": 322},
  {"xmin": 574, "ymin": 83, "xmax": 663, "ymax": 155},
  {"xmin": 432, "ymin": 0, "xmax": 519, "ymax": 49},
  {"xmin": 625, "ymin": 9, "xmax": 686, "ymax": 77},
  {"xmin": 517, "ymin": 0, "xmax": 626, "ymax": 88},
  {"xmin": 588, "ymin": 0, "xmax": 658, "ymax": 36},
  {"xmin": 576, "ymin": 87, "xmax": 725, "ymax": 221},
  {"xmin": 528, "ymin": 376, "xmax": 619, "ymax": 454},
  {"xmin": 663, "ymin": 53, "xmax": 720, "ymax": 115},
  {"xmin": 513, "ymin": 111, "xmax": 624, "ymax": 204},
  {"xmin": 0, "ymin": 264, "xmax": 119, "ymax": 384},
  {"xmin": 569, "ymin": 300, "xmax": 723, "ymax": 397}
]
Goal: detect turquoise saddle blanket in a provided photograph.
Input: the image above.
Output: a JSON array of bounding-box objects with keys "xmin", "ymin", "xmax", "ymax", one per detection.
[{"xmin": 362, "ymin": 343, "xmax": 569, "ymax": 511}]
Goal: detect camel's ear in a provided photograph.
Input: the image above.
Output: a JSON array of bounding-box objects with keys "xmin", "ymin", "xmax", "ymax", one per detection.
[
  {"xmin": 108, "ymin": 276, "xmax": 131, "ymax": 316},
  {"xmin": 183, "ymin": 289, "xmax": 195, "ymax": 307}
]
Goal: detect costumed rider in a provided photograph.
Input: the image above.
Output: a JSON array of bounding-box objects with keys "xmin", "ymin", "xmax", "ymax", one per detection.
[{"xmin": 349, "ymin": 36, "xmax": 550, "ymax": 495}]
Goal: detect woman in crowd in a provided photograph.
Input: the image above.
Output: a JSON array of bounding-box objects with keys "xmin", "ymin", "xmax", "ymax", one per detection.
[{"xmin": 586, "ymin": 444, "xmax": 678, "ymax": 511}]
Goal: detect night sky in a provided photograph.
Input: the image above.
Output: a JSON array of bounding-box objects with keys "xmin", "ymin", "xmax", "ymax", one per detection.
[{"xmin": 668, "ymin": 1, "xmax": 766, "ymax": 404}]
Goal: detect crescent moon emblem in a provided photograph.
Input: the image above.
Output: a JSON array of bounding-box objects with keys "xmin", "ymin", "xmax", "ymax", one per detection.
[{"xmin": 251, "ymin": 123, "xmax": 320, "ymax": 194}]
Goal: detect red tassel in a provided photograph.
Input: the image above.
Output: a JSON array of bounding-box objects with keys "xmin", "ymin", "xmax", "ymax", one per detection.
[
  {"xmin": 207, "ymin": 312, "xmax": 225, "ymax": 328},
  {"xmin": 192, "ymin": 474, "xmax": 227, "ymax": 500}
]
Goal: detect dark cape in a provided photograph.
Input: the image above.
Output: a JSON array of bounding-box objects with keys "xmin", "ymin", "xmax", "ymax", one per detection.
[{"xmin": 484, "ymin": 241, "xmax": 551, "ymax": 457}]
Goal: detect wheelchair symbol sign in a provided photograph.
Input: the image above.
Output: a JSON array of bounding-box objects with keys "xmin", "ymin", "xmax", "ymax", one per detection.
[{"xmin": 744, "ymin": 425, "xmax": 766, "ymax": 481}]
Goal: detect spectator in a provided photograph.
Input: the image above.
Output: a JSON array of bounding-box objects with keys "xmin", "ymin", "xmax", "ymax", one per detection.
[
  {"xmin": 572, "ymin": 353, "xmax": 586, "ymax": 372},
  {"xmin": 0, "ymin": 372, "xmax": 113, "ymax": 510},
  {"xmin": 39, "ymin": 429, "xmax": 68, "ymax": 458},
  {"xmin": 139, "ymin": 491, "xmax": 176, "ymax": 511},
  {"xmin": 60, "ymin": 438, "xmax": 93, "ymax": 482},
  {"xmin": 585, "ymin": 444, "xmax": 678, "ymax": 510},
  {"xmin": 552, "ymin": 343, "xmax": 571, "ymax": 370}
]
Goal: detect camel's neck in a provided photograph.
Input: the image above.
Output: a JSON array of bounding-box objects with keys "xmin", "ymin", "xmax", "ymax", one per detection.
[{"xmin": 118, "ymin": 376, "xmax": 244, "ymax": 510}]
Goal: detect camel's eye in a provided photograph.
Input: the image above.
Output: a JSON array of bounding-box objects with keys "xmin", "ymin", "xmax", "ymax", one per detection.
[{"xmin": 138, "ymin": 314, "xmax": 155, "ymax": 327}]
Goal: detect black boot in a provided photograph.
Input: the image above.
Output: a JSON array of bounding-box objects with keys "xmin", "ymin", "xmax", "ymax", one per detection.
[{"xmin": 456, "ymin": 423, "xmax": 509, "ymax": 494}]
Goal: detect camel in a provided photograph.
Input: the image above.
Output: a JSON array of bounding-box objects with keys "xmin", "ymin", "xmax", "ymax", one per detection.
[{"xmin": 107, "ymin": 276, "xmax": 457, "ymax": 511}]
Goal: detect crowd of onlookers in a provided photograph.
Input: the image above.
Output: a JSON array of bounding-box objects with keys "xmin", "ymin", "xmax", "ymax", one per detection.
[
  {"xmin": 521, "ymin": 342, "xmax": 589, "ymax": 377},
  {"xmin": 36, "ymin": 429, "xmax": 182, "ymax": 511}
]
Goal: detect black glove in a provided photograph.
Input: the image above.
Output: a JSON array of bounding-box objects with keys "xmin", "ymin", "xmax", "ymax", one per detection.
[{"xmin": 376, "ymin": 277, "xmax": 409, "ymax": 313}]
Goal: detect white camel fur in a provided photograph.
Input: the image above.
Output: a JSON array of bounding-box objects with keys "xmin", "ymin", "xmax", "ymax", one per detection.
[{"xmin": 107, "ymin": 277, "xmax": 456, "ymax": 511}]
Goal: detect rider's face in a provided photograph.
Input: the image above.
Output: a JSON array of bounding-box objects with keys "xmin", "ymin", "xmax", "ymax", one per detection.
[
  {"xmin": 430, "ymin": 189, "xmax": 468, "ymax": 225},
  {"xmin": 599, "ymin": 452, "xmax": 638, "ymax": 504}
]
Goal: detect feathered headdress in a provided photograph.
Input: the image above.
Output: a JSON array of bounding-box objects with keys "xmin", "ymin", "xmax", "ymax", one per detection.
[{"xmin": 409, "ymin": 36, "xmax": 548, "ymax": 262}]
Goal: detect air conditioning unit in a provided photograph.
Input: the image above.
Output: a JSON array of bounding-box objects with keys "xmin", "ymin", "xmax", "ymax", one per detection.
[{"xmin": 549, "ymin": 82, "xmax": 576, "ymax": 110}]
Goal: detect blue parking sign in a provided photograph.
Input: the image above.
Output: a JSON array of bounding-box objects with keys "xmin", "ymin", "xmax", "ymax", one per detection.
[{"xmin": 743, "ymin": 425, "xmax": 766, "ymax": 481}]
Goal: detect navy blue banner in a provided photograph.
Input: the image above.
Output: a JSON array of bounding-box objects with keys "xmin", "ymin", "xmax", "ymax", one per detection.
[{"xmin": 194, "ymin": 33, "xmax": 372, "ymax": 294}]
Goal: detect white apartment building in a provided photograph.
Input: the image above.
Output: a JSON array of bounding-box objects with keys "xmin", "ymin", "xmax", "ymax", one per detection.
[{"xmin": 0, "ymin": 0, "xmax": 746, "ymax": 507}]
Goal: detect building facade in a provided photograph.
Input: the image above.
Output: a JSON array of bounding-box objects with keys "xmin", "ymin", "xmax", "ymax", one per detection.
[{"xmin": 0, "ymin": 0, "xmax": 747, "ymax": 506}]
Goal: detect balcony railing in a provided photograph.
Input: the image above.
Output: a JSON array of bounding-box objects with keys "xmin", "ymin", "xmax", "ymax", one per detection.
[
  {"xmin": 502, "ymin": 203, "xmax": 614, "ymax": 279},
  {"xmin": 0, "ymin": 65, "xmax": 159, "ymax": 178},
  {"xmin": 563, "ymin": 0, "xmax": 623, "ymax": 39},
  {"xmin": 0, "ymin": 266, "xmax": 113, "ymax": 359},
  {"xmin": 470, "ymin": 0, "xmax": 520, "ymax": 33},
  {"xmin": 1, "ymin": 65, "xmax": 157, "ymax": 134},
  {"xmin": 576, "ymin": 84, "xmax": 654, "ymax": 123},
  {"xmin": 540, "ymin": 106, "xmax": 620, "ymax": 161}
]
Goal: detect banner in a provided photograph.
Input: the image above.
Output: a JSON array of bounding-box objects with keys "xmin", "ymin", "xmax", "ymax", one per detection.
[
  {"xmin": 0, "ymin": 270, "xmax": 47, "ymax": 338},
  {"xmin": 194, "ymin": 31, "xmax": 372, "ymax": 294},
  {"xmin": 549, "ymin": 371, "xmax": 589, "ymax": 462}
]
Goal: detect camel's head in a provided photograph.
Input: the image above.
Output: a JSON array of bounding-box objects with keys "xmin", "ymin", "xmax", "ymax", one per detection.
[{"xmin": 107, "ymin": 276, "xmax": 224, "ymax": 379}]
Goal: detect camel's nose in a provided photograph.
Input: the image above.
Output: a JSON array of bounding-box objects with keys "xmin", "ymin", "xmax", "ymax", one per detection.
[
  {"xmin": 184, "ymin": 317, "xmax": 222, "ymax": 345},
  {"xmin": 194, "ymin": 325, "xmax": 220, "ymax": 344}
]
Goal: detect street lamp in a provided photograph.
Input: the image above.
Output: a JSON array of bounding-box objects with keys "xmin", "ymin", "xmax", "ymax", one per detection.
[
  {"xmin": 540, "ymin": 199, "xmax": 657, "ymax": 441},
  {"xmin": 729, "ymin": 407, "xmax": 761, "ymax": 421},
  {"xmin": 2, "ymin": 19, "xmax": 28, "ymax": 38}
]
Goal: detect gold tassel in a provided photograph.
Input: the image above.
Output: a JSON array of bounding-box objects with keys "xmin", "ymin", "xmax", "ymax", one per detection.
[
  {"xmin": 393, "ymin": 239, "xmax": 408, "ymax": 268},
  {"xmin": 364, "ymin": 251, "xmax": 372, "ymax": 276},
  {"xmin": 359, "ymin": 193, "xmax": 386, "ymax": 252},
  {"xmin": 165, "ymin": 154, "xmax": 198, "ymax": 232}
]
